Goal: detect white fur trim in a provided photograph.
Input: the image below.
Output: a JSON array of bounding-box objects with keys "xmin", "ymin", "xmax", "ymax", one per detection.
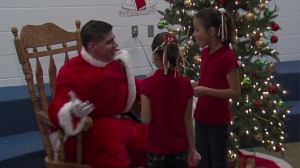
[
  {"xmin": 50, "ymin": 131, "xmax": 61, "ymax": 153},
  {"xmin": 49, "ymin": 130, "xmax": 69, "ymax": 161},
  {"xmin": 115, "ymin": 50, "xmax": 136, "ymax": 112},
  {"xmin": 58, "ymin": 101, "xmax": 88, "ymax": 136},
  {"xmin": 239, "ymin": 149, "xmax": 292, "ymax": 168},
  {"xmin": 81, "ymin": 48, "xmax": 108, "ymax": 67}
]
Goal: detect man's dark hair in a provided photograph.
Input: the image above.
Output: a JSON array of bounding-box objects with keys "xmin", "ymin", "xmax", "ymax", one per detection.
[{"xmin": 81, "ymin": 20, "xmax": 113, "ymax": 51}]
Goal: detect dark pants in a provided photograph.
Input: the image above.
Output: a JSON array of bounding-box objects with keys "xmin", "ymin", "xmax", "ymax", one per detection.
[
  {"xmin": 195, "ymin": 121, "xmax": 229, "ymax": 168},
  {"xmin": 147, "ymin": 152, "xmax": 187, "ymax": 168}
]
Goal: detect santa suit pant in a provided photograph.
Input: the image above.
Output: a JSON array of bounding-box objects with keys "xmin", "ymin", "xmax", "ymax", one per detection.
[{"xmin": 64, "ymin": 117, "xmax": 148, "ymax": 168}]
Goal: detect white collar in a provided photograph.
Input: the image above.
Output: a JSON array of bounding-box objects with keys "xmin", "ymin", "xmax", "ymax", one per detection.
[{"xmin": 81, "ymin": 48, "xmax": 109, "ymax": 67}]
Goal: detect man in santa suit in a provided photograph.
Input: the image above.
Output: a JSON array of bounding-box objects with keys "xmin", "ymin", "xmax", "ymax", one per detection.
[{"xmin": 48, "ymin": 20, "xmax": 148, "ymax": 168}]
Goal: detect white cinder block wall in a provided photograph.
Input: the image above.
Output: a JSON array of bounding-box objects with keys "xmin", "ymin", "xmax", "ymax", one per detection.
[
  {"xmin": 270, "ymin": 0, "xmax": 300, "ymax": 62},
  {"xmin": 0, "ymin": 0, "xmax": 299, "ymax": 87},
  {"xmin": 0, "ymin": 0, "xmax": 170, "ymax": 87}
]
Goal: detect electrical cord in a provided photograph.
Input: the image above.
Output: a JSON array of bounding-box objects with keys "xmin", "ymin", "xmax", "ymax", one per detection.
[{"xmin": 137, "ymin": 36, "xmax": 153, "ymax": 70}]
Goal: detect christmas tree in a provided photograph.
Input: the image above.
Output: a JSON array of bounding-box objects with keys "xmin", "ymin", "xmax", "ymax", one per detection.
[{"xmin": 157, "ymin": 0, "xmax": 291, "ymax": 160}]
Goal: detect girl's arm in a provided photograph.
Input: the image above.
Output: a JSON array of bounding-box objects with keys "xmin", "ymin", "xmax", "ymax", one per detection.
[
  {"xmin": 194, "ymin": 68, "xmax": 241, "ymax": 100},
  {"xmin": 185, "ymin": 98, "xmax": 201, "ymax": 166},
  {"xmin": 140, "ymin": 94, "xmax": 152, "ymax": 124},
  {"xmin": 226, "ymin": 68, "xmax": 241, "ymax": 100}
]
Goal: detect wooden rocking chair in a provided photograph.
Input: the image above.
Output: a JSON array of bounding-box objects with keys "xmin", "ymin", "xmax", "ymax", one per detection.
[{"xmin": 11, "ymin": 20, "xmax": 92, "ymax": 168}]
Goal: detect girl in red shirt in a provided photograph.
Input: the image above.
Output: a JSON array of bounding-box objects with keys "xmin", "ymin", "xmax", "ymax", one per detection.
[
  {"xmin": 141, "ymin": 32, "xmax": 201, "ymax": 168},
  {"xmin": 192, "ymin": 8, "xmax": 241, "ymax": 168}
]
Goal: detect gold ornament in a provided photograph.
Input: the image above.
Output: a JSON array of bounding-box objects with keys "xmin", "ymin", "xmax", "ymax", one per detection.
[
  {"xmin": 255, "ymin": 134, "xmax": 263, "ymax": 141},
  {"xmin": 193, "ymin": 55, "xmax": 201, "ymax": 63},
  {"xmin": 227, "ymin": 152, "xmax": 237, "ymax": 161},
  {"xmin": 168, "ymin": 29, "xmax": 176, "ymax": 36},
  {"xmin": 257, "ymin": 2, "xmax": 266, "ymax": 10},
  {"xmin": 180, "ymin": 46, "xmax": 188, "ymax": 56},
  {"xmin": 245, "ymin": 12, "xmax": 254, "ymax": 21},
  {"xmin": 255, "ymin": 39, "xmax": 264, "ymax": 49},
  {"xmin": 184, "ymin": 0, "xmax": 193, "ymax": 8},
  {"xmin": 268, "ymin": 62, "xmax": 276, "ymax": 72}
]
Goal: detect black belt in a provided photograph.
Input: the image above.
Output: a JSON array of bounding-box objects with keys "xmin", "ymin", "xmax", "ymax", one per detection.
[{"xmin": 121, "ymin": 111, "xmax": 141, "ymax": 123}]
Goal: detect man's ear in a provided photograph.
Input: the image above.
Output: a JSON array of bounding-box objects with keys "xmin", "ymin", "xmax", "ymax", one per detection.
[{"xmin": 87, "ymin": 42, "xmax": 95, "ymax": 51}]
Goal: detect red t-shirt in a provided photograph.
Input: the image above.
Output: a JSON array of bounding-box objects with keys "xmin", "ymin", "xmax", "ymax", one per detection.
[
  {"xmin": 141, "ymin": 69, "xmax": 194, "ymax": 154},
  {"xmin": 194, "ymin": 45, "xmax": 238, "ymax": 125}
]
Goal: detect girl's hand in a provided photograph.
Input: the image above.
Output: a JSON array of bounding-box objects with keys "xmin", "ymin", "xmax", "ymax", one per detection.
[
  {"xmin": 191, "ymin": 80, "xmax": 199, "ymax": 88},
  {"xmin": 188, "ymin": 149, "xmax": 201, "ymax": 167},
  {"xmin": 193, "ymin": 86, "xmax": 205, "ymax": 97}
]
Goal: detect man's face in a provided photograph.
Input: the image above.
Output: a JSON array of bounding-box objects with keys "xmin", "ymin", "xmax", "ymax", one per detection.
[{"xmin": 88, "ymin": 31, "xmax": 118, "ymax": 62}]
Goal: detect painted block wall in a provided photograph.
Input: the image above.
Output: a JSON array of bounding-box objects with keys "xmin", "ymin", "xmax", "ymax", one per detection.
[
  {"xmin": 0, "ymin": 0, "xmax": 299, "ymax": 87},
  {"xmin": 0, "ymin": 0, "xmax": 169, "ymax": 87}
]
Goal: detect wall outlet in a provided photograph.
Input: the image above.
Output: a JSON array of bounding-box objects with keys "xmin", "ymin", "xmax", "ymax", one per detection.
[
  {"xmin": 132, "ymin": 26, "xmax": 138, "ymax": 38},
  {"xmin": 148, "ymin": 25, "xmax": 154, "ymax": 37}
]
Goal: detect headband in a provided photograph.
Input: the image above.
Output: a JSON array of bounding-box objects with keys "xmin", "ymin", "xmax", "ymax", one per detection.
[{"xmin": 153, "ymin": 34, "xmax": 177, "ymax": 75}]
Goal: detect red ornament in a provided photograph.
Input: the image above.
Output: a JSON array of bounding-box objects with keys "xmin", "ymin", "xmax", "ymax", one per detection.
[
  {"xmin": 246, "ymin": 70, "xmax": 256, "ymax": 76},
  {"xmin": 220, "ymin": 0, "xmax": 228, "ymax": 3},
  {"xmin": 274, "ymin": 144, "xmax": 281, "ymax": 152},
  {"xmin": 270, "ymin": 35, "xmax": 278, "ymax": 43},
  {"xmin": 254, "ymin": 34, "xmax": 261, "ymax": 41},
  {"xmin": 236, "ymin": 23, "xmax": 241, "ymax": 29},
  {"xmin": 236, "ymin": 11, "xmax": 241, "ymax": 19},
  {"xmin": 255, "ymin": 100, "xmax": 263, "ymax": 107},
  {"xmin": 271, "ymin": 22, "xmax": 280, "ymax": 31},
  {"xmin": 268, "ymin": 85, "xmax": 277, "ymax": 93}
]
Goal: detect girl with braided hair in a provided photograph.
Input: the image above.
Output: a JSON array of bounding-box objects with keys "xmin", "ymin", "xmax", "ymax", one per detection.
[
  {"xmin": 192, "ymin": 7, "xmax": 241, "ymax": 168},
  {"xmin": 140, "ymin": 32, "xmax": 201, "ymax": 168}
]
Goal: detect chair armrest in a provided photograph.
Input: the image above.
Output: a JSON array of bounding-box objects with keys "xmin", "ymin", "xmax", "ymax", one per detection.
[
  {"xmin": 45, "ymin": 157, "xmax": 92, "ymax": 168},
  {"xmin": 36, "ymin": 110, "xmax": 56, "ymax": 127},
  {"xmin": 37, "ymin": 110, "xmax": 93, "ymax": 132},
  {"xmin": 83, "ymin": 116, "xmax": 93, "ymax": 131}
]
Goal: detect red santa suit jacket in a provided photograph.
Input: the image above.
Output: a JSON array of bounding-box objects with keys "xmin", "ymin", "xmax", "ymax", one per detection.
[{"xmin": 48, "ymin": 49, "xmax": 146, "ymax": 167}]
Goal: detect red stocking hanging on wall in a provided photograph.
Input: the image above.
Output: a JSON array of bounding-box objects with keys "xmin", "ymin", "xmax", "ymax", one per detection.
[{"xmin": 135, "ymin": 0, "xmax": 146, "ymax": 11}]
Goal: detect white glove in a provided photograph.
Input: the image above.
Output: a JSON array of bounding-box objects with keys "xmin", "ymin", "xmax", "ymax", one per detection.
[{"xmin": 69, "ymin": 91, "xmax": 95, "ymax": 118}]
